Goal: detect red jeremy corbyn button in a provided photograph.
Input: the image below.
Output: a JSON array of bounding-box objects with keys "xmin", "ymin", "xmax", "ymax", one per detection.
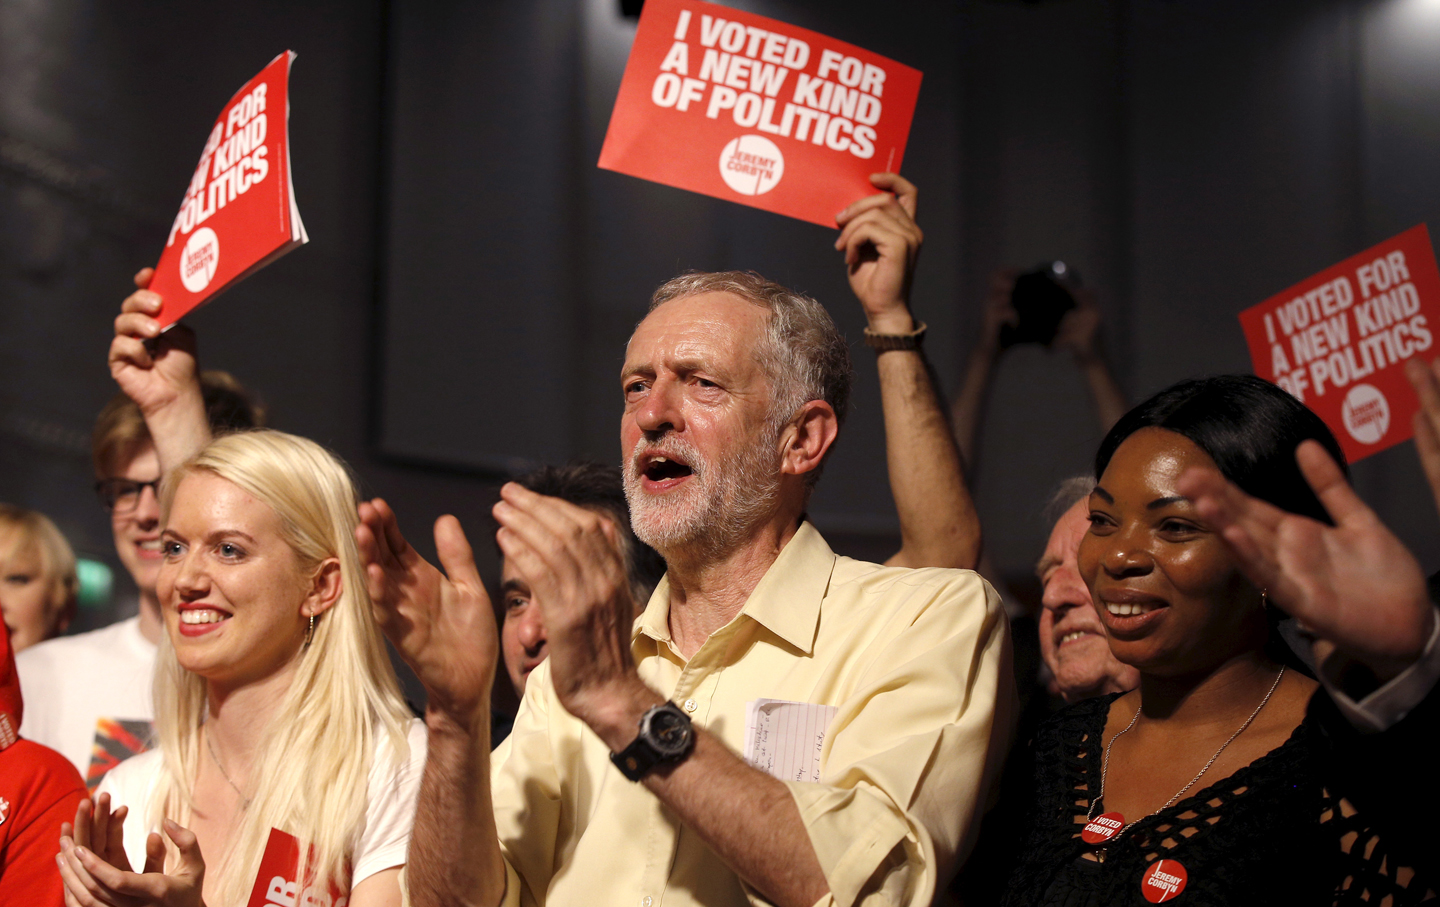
[
  {"xmin": 1080, "ymin": 811, "xmax": 1124, "ymax": 844},
  {"xmin": 1141, "ymin": 859, "xmax": 1188, "ymax": 902}
]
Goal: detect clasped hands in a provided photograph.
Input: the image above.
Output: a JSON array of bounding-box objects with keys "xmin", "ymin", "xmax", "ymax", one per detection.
[
  {"xmin": 357, "ymin": 483, "xmax": 646, "ymax": 734},
  {"xmin": 57, "ymin": 794, "xmax": 205, "ymax": 907}
]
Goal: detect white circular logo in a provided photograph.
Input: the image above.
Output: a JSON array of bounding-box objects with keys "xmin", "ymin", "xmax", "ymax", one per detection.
[
  {"xmin": 1342, "ymin": 383, "xmax": 1390, "ymax": 445},
  {"xmin": 179, "ymin": 227, "xmax": 220, "ymax": 293},
  {"xmin": 719, "ymin": 136, "xmax": 784, "ymax": 196}
]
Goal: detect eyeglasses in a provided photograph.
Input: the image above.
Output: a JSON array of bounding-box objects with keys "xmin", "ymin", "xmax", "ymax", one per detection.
[{"xmin": 94, "ymin": 477, "xmax": 162, "ymax": 513}]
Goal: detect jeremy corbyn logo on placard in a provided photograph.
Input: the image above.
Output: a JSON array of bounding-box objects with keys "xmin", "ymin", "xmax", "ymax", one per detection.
[
  {"xmin": 181, "ymin": 227, "xmax": 220, "ymax": 293},
  {"xmin": 719, "ymin": 136, "xmax": 784, "ymax": 195},
  {"xmin": 1342, "ymin": 384, "xmax": 1390, "ymax": 445}
]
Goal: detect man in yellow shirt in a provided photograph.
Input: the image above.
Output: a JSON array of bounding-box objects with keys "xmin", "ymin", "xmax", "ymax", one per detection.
[{"xmin": 359, "ymin": 175, "xmax": 1013, "ymax": 907}]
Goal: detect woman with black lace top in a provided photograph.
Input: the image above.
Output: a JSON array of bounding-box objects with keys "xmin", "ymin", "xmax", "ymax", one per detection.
[{"xmin": 990, "ymin": 376, "xmax": 1439, "ymax": 906}]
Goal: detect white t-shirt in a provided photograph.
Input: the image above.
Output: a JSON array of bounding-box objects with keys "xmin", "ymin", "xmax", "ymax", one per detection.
[
  {"xmin": 15, "ymin": 615, "xmax": 158, "ymax": 785},
  {"xmin": 98, "ymin": 718, "xmax": 426, "ymax": 891}
]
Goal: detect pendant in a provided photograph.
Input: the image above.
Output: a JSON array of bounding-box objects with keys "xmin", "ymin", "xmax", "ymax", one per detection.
[
  {"xmin": 1081, "ymin": 811, "xmax": 1125, "ymax": 845},
  {"xmin": 1141, "ymin": 859, "xmax": 1188, "ymax": 902}
]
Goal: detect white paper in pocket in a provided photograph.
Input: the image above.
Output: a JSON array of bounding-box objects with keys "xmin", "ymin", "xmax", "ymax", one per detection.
[{"xmin": 743, "ymin": 698, "xmax": 838, "ymax": 783}]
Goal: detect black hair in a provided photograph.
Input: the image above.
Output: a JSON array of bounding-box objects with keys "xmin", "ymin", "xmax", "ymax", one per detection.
[
  {"xmin": 498, "ymin": 462, "xmax": 667, "ymax": 603},
  {"xmin": 1095, "ymin": 375, "xmax": 1347, "ymax": 525},
  {"xmin": 1095, "ymin": 375, "xmax": 1346, "ymax": 674}
]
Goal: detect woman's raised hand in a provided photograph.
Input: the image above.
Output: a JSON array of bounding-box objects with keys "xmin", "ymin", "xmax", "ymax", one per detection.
[
  {"xmin": 58, "ymin": 795, "xmax": 205, "ymax": 907},
  {"xmin": 1177, "ymin": 440, "xmax": 1434, "ymax": 682},
  {"xmin": 108, "ymin": 267, "xmax": 214, "ymax": 472},
  {"xmin": 109, "ymin": 268, "xmax": 202, "ymax": 418}
]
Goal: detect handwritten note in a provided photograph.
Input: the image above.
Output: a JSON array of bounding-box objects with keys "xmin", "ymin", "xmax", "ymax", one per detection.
[{"xmin": 743, "ymin": 698, "xmax": 837, "ymax": 782}]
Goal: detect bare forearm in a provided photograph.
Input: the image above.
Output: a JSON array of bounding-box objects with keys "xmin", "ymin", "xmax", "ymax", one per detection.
[
  {"xmin": 407, "ymin": 711, "xmax": 506, "ymax": 907},
  {"xmin": 950, "ymin": 347, "xmax": 997, "ymax": 467},
  {"xmin": 144, "ymin": 389, "xmax": 212, "ymax": 473},
  {"xmin": 877, "ymin": 348, "xmax": 981, "ymax": 569},
  {"xmin": 581, "ymin": 682, "xmax": 829, "ymax": 907},
  {"xmin": 645, "ymin": 731, "xmax": 829, "ymax": 907}
]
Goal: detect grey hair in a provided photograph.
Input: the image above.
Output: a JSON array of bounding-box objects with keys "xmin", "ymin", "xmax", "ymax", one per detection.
[
  {"xmin": 1043, "ymin": 475, "xmax": 1097, "ymax": 528},
  {"xmin": 648, "ymin": 271, "xmax": 853, "ymax": 486}
]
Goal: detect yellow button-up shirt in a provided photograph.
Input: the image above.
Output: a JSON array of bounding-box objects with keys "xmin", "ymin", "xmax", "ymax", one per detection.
[{"xmin": 490, "ymin": 522, "xmax": 1013, "ymax": 907}]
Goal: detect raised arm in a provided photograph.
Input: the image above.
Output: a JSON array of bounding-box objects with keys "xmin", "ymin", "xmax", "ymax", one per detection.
[
  {"xmin": 355, "ymin": 500, "xmax": 506, "ymax": 907},
  {"xmin": 949, "ymin": 270, "xmax": 1015, "ymax": 466},
  {"xmin": 836, "ymin": 173, "xmax": 981, "ymax": 569},
  {"xmin": 1053, "ymin": 286, "xmax": 1128, "ymax": 432},
  {"xmin": 109, "ymin": 268, "xmax": 211, "ymax": 473}
]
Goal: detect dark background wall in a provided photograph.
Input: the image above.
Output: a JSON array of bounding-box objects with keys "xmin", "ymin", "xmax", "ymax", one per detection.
[{"xmin": 4, "ymin": 0, "xmax": 1439, "ymax": 648}]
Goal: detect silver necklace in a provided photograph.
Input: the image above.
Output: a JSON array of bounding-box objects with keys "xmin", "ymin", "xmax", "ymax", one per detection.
[
  {"xmin": 1089, "ymin": 666, "xmax": 1286, "ymax": 847},
  {"xmin": 204, "ymin": 726, "xmax": 252, "ymax": 809}
]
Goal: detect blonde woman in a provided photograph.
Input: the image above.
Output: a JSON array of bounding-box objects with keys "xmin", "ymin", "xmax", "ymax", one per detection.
[
  {"xmin": 57, "ymin": 430, "xmax": 423, "ymax": 907},
  {"xmin": 0, "ymin": 504, "xmax": 78, "ymax": 653}
]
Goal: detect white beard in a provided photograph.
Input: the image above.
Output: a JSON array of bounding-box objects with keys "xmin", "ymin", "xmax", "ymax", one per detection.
[{"xmin": 624, "ymin": 430, "xmax": 783, "ymax": 562}]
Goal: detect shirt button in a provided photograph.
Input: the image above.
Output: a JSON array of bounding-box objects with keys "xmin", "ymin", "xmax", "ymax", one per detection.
[
  {"xmin": 642, "ymin": 897, "xmax": 654, "ymax": 907},
  {"xmin": 683, "ymin": 699, "xmax": 697, "ymax": 712}
]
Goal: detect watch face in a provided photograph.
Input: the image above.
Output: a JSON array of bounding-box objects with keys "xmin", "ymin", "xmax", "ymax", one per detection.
[{"xmin": 643, "ymin": 705, "xmax": 694, "ymax": 758}]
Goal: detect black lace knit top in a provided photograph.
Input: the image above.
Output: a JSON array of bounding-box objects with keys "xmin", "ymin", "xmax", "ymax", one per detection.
[{"xmin": 995, "ymin": 693, "xmax": 1437, "ymax": 907}]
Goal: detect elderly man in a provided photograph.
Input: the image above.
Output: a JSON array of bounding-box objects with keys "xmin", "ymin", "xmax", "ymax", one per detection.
[
  {"xmin": 1035, "ymin": 478, "xmax": 1139, "ymax": 702},
  {"xmin": 358, "ymin": 204, "xmax": 1012, "ymax": 907}
]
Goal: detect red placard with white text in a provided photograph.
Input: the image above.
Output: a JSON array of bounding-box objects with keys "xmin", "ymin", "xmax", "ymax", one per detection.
[
  {"xmin": 151, "ymin": 52, "xmax": 308, "ymax": 329},
  {"xmin": 1239, "ymin": 224, "xmax": 1440, "ymax": 462},
  {"xmin": 246, "ymin": 827, "xmax": 347, "ymax": 907},
  {"xmin": 598, "ymin": 0, "xmax": 923, "ymax": 227}
]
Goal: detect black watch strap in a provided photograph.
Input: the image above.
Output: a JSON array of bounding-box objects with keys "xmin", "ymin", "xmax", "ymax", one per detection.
[{"xmin": 610, "ymin": 702, "xmax": 694, "ymax": 781}]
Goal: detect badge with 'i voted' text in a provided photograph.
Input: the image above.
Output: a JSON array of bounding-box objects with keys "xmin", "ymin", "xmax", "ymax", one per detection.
[{"xmin": 1081, "ymin": 811, "xmax": 1124, "ymax": 845}]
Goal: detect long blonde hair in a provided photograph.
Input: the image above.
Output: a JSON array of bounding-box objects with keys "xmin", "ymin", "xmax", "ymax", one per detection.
[{"xmin": 152, "ymin": 430, "xmax": 411, "ymax": 905}]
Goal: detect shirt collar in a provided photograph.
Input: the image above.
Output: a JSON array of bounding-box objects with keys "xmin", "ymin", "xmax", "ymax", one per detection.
[{"xmin": 633, "ymin": 521, "xmax": 836, "ymax": 656}]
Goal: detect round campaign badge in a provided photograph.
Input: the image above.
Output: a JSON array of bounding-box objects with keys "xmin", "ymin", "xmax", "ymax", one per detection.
[
  {"xmin": 1080, "ymin": 812, "xmax": 1125, "ymax": 845},
  {"xmin": 180, "ymin": 226, "xmax": 220, "ymax": 293},
  {"xmin": 1141, "ymin": 858, "xmax": 1188, "ymax": 903},
  {"xmin": 1342, "ymin": 383, "xmax": 1390, "ymax": 445},
  {"xmin": 718, "ymin": 135, "xmax": 784, "ymax": 196}
]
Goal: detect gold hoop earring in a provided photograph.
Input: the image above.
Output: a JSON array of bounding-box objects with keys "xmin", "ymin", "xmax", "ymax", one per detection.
[
  {"xmin": 1260, "ymin": 588, "xmax": 1269, "ymax": 611},
  {"xmin": 304, "ymin": 612, "xmax": 316, "ymax": 650}
]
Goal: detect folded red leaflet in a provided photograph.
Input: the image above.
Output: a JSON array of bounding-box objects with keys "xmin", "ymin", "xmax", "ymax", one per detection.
[
  {"xmin": 246, "ymin": 827, "xmax": 346, "ymax": 907},
  {"xmin": 1238, "ymin": 224, "xmax": 1440, "ymax": 462},
  {"xmin": 598, "ymin": 0, "xmax": 923, "ymax": 228},
  {"xmin": 150, "ymin": 51, "xmax": 308, "ymax": 329}
]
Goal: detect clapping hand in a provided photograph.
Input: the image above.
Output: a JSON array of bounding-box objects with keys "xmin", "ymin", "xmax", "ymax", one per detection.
[
  {"xmin": 356, "ymin": 499, "xmax": 498, "ymax": 728},
  {"xmin": 492, "ymin": 483, "xmax": 647, "ymax": 734},
  {"xmin": 57, "ymin": 794, "xmax": 204, "ymax": 907}
]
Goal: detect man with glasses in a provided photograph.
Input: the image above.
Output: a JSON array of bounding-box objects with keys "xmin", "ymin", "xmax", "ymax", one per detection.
[{"xmin": 15, "ymin": 370, "xmax": 260, "ymax": 788}]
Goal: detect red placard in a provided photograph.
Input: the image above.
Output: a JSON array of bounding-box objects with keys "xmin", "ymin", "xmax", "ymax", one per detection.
[
  {"xmin": 151, "ymin": 52, "xmax": 308, "ymax": 329},
  {"xmin": 246, "ymin": 828, "xmax": 347, "ymax": 907},
  {"xmin": 598, "ymin": 0, "xmax": 923, "ymax": 227},
  {"xmin": 1239, "ymin": 224, "xmax": 1440, "ymax": 463}
]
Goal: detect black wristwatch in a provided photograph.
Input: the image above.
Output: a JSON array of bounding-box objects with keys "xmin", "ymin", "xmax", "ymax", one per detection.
[{"xmin": 610, "ymin": 702, "xmax": 695, "ymax": 781}]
